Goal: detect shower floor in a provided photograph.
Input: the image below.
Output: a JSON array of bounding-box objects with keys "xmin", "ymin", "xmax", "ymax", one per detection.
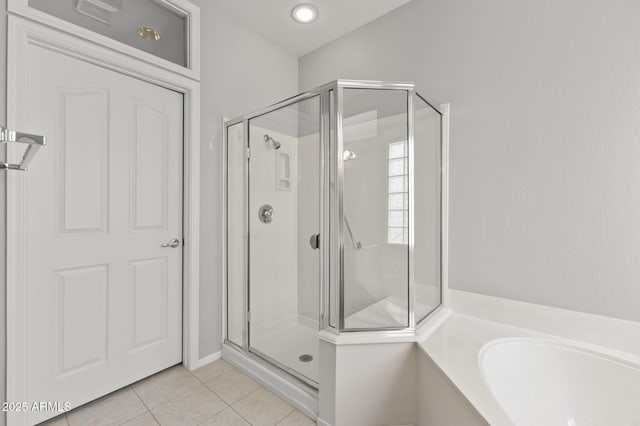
[{"xmin": 250, "ymin": 317, "xmax": 319, "ymax": 384}]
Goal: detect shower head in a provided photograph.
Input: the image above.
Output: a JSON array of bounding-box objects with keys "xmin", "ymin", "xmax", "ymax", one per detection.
[{"xmin": 263, "ymin": 134, "xmax": 281, "ymax": 150}]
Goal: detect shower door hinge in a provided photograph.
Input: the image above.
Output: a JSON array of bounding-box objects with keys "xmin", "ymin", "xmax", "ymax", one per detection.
[{"xmin": 245, "ymin": 147, "xmax": 251, "ymax": 159}]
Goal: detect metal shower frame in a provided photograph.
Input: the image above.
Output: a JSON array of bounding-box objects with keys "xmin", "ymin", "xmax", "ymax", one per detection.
[{"xmin": 222, "ymin": 79, "xmax": 445, "ymax": 386}]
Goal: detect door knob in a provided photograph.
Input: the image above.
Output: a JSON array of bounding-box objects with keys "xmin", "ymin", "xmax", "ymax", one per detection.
[{"xmin": 161, "ymin": 238, "xmax": 181, "ymax": 248}]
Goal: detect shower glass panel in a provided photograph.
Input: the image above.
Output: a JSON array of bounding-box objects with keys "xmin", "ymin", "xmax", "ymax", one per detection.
[
  {"xmin": 414, "ymin": 94, "xmax": 442, "ymax": 323},
  {"xmin": 248, "ymin": 96, "xmax": 321, "ymax": 385},
  {"xmin": 328, "ymin": 90, "xmax": 338, "ymax": 329},
  {"xmin": 341, "ymin": 89, "xmax": 409, "ymax": 330},
  {"xmin": 226, "ymin": 123, "xmax": 245, "ymax": 347}
]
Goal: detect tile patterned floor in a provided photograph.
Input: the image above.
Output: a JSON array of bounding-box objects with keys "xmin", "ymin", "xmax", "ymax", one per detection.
[{"xmin": 40, "ymin": 360, "xmax": 316, "ymax": 426}]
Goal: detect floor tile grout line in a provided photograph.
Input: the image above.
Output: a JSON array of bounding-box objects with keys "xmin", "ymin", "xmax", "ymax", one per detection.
[
  {"xmin": 116, "ymin": 410, "xmax": 154, "ymax": 426},
  {"xmin": 110, "ymin": 386, "xmax": 152, "ymax": 426},
  {"xmin": 201, "ymin": 383, "xmax": 240, "ymax": 421},
  {"xmin": 280, "ymin": 409, "xmax": 318, "ymax": 426},
  {"xmin": 147, "ymin": 408, "xmax": 162, "ymax": 426},
  {"xmin": 202, "ymin": 382, "xmax": 228, "ymax": 405},
  {"xmin": 229, "ymin": 405, "xmax": 253, "ymax": 425},
  {"xmin": 132, "ymin": 374, "xmax": 203, "ymax": 411},
  {"xmin": 192, "ymin": 364, "xmax": 234, "ymax": 385},
  {"xmin": 66, "ymin": 386, "xmax": 149, "ymax": 426},
  {"xmin": 202, "ymin": 373, "xmax": 261, "ymax": 406},
  {"xmin": 125, "ymin": 367, "xmax": 226, "ymax": 425},
  {"xmin": 231, "ymin": 387, "xmax": 297, "ymax": 426},
  {"xmin": 193, "ymin": 401, "xmax": 232, "ymax": 426},
  {"xmin": 199, "ymin": 369, "xmax": 235, "ymax": 389},
  {"xmin": 130, "ymin": 384, "xmax": 154, "ymax": 412},
  {"xmin": 150, "ymin": 381, "xmax": 217, "ymax": 414},
  {"xmin": 146, "ymin": 383, "xmax": 228, "ymax": 426},
  {"xmin": 200, "ymin": 382, "xmax": 229, "ymax": 402},
  {"xmin": 194, "ymin": 409, "xmax": 223, "ymax": 426},
  {"xmin": 274, "ymin": 406, "xmax": 297, "ymax": 425},
  {"xmin": 129, "ymin": 384, "xmax": 150, "ymax": 408},
  {"xmin": 230, "ymin": 384, "xmax": 265, "ymax": 409}
]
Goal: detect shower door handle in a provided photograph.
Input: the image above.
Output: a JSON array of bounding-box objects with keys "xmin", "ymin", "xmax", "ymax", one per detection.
[{"xmin": 309, "ymin": 233, "xmax": 320, "ymax": 250}]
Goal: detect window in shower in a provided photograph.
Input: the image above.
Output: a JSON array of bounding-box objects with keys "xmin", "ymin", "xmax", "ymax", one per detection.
[{"xmin": 387, "ymin": 140, "xmax": 408, "ymax": 245}]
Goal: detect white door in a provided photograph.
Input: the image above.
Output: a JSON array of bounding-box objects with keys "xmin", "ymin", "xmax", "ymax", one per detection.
[{"xmin": 22, "ymin": 43, "xmax": 183, "ymax": 425}]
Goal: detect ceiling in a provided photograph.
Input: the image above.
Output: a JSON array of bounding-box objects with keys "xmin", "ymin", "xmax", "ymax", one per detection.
[{"xmin": 215, "ymin": 0, "xmax": 413, "ymax": 57}]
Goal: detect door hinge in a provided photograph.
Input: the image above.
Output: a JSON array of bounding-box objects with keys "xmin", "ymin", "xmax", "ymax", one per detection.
[{"xmin": 245, "ymin": 147, "xmax": 251, "ymax": 159}]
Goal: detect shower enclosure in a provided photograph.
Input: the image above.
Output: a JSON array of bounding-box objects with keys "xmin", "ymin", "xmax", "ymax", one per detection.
[{"xmin": 223, "ymin": 80, "xmax": 443, "ymax": 388}]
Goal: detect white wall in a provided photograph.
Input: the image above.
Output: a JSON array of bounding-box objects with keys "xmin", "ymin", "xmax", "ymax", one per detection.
[
  {"xmin": 300, "ymin": 0, "xmax": 640, "ymax": 322},
  {"xmin": 417, "ymin": 350, "xmax": 487, "ymax": 426},
  {"xmin": 332, "ymin": 343, "xmax": 416, "ymax": 426},
  {"xmin": 321, "ymin": 341, "xmax": 486, "ymax": 426},
  {"xmin": 188, "ymin": 0, "xmax": 299, "ymax": 358}
]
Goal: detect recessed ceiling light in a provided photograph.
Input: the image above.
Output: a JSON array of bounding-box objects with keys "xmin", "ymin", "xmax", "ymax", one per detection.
[
  {"xmin": 291, "ymin": 4, "xmax": 318, "ymax": 24},
  {"xmin": 137, "ymin": 26, "xmax": 160, "ymax": 41}
]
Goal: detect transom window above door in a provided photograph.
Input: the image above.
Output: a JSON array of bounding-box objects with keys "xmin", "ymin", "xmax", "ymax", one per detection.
[{"xmin": 25, "ymin": 0, "xmax": 195, "ymax": 70}]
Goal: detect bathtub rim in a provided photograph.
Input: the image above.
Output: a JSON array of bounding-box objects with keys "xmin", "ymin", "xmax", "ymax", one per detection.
[
  {"xmin": 478, "ymin": 336, "xmax": 640, "ymax": 375},
  {"xmin": 419, "ymin": 290, "xmax": 640, "ymax": 426}
]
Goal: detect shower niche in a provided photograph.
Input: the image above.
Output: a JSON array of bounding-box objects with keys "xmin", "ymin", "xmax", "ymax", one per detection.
[{"xmin": 223, "ymin": 80, "xmax": 445, "ymax": 390}]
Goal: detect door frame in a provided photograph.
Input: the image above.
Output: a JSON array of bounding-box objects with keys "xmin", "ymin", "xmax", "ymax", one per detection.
[{"xmin": 5, "ymin": 14, "xmax": 201, "ymax": 425}]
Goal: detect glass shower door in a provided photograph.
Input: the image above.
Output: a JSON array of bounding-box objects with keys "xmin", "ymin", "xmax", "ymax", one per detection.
[{"xmin": 247, "ymin": 96, "xmax": 321, "ymax": 385}]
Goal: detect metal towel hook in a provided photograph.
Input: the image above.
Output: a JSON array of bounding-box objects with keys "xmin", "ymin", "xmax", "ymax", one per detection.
[{"xmin": 0, "ymin": 126, "xmax": 46, "ymax": 171}]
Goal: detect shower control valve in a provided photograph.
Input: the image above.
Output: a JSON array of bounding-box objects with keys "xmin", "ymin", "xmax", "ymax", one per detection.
[{"xmin": 258, "ymin": 204, "xmax": 274, "ymax": 224}]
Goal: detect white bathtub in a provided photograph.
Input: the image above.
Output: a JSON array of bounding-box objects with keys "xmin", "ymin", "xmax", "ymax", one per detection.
[{"xmin": 480, "ymin": 338, "xmax": 640, "ymax": 426}]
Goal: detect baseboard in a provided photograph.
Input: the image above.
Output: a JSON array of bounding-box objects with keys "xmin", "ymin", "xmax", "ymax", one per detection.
[
  {"xmin": 194, "ymin": 351, "xmax": 221, "ymax": 369},
  {"xmin": 317, "ymin": 418, "xmax": 332, "ymax": 426}
]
